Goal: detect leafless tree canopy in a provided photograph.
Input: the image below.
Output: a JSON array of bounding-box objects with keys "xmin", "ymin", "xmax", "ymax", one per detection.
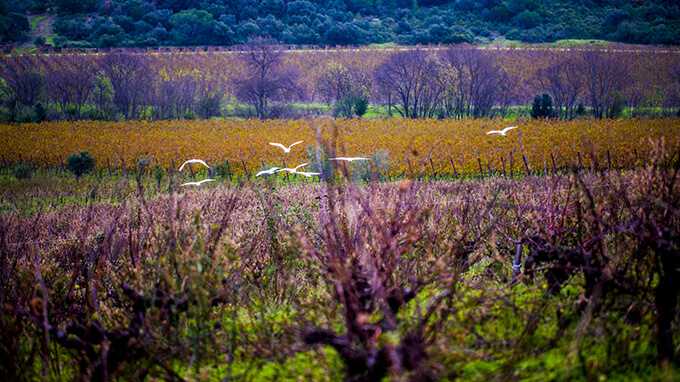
[
  {"xmin": 233, "ymin": 37, "xmax": 304, "ymax": 119},
  {"xmin": 375, "ymin": 49, "xmax": 443, "ymax": 119},
  {"xmin": 579, "ymin": 50, "xmax": 631, "ymax": 119},
  {"xmin": 45, "ymin": 55, "xmax": 96, "ymax": 119},
  {"xmin": 0, "ymin": 56, "xmax": 45, "ymax": 112},
  {"xmin": 317, "ymin": 61, "xmax": 371, "ymax": 103},
  {"xmin": 440, "ymin": 45, "xmax": 501, "ymax": 119},
  {"xmin": 98, "ymin": 52, "xmax": 152, "ymax": 120},
  {"xmin": 538, "ymin": 57, "xmax": 583, "ymax": 119}
]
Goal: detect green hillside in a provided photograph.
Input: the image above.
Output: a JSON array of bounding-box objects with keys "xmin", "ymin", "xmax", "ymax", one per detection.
[{"xmin": 3, "ymin": 0, "xmax": 680, "ymax": 48}]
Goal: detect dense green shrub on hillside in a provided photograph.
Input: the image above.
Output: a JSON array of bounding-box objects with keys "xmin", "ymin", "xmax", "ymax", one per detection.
[
  {"xmin": 41, "ymin": 0, "xmax": 680, "ymax": 49},
  {"xmin": 66, "ymin": 151, "xmax": 95, "ymax": 180}
]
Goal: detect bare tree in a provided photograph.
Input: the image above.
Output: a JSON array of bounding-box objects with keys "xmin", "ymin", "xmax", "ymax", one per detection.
[
  {"xmin": 233, "ymin": 37, "xmax": 303, "ymax": 119},
  {"xmin": 495, "ymin": 69, "xmax": 522, "ymax": 118},
  {"xmin": 538, "ymin": 56, "xmax": 583, "ymax": 119},
  {"xmin": 45, "ymin": 54, "xmax": 96, "ymax": 119},
  {"xmin": 97, "ymin": 52, "xmax": 153, "ymax": 120},
  {"xmin": 665, "ymin": 62, "xmax": 680, "ymax": 114},
  {"xmin": 374, "ymin": 49, "xmax": 443, "ymax": 118},
  {"xmin": 318, "ymin": 60, "xmax": 372, "ymax": 118},
  {"xmin": 440, "ymin": 45, "xmax": 499, "ymax": 119},
  {"xmin": 579, "ymin": 50, "xmax": 631, "ymax": 119},
  {"xmin": 318, "ymin": 60, "xmax": 355, "ymax": 105},
  {"xmin": 0, "ymin": 56, "xmax": 46, "ymax": 116},
  {"xmin": 152, "ymin": 75, "xmax": 199, "ymax": 119}
]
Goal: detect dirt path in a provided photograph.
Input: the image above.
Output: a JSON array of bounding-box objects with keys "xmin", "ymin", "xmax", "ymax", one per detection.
[{"xmin": 21, "ymin": 14, "xmax": 56, "ymax": 48}]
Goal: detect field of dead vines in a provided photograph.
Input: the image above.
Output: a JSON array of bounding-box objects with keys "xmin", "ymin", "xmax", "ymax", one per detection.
[{"xmin": 0, "ymin": 134, "xmax": 679, "ymax": 380}]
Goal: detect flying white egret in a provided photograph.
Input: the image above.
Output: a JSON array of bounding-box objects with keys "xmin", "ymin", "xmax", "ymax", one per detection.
[
  {"xmin": 295, "ymin": 171, "xmax": 321, "ymax": 178},
  {"xmin": 255, "ymin": 167, "xmax": 281, "ymax": 177},
  {"xmin": 269, "ymin": 140, "xmax": 303, "ymax": 154},
  {"xmin": 180, "ymin": 179, "xmax": 216, "ymax": 187},
  {"xmin": 179, "ymin": 159, "xmax": 209, "ymax": 171},
  {"xmin": 486, "ymin": 126, "xmax": 518, "ymax": 136},
  {"xmin": 277, "ymin": 163, "xmax": 309, "ymax": 173},
  {"xmin": 330, "ymin": 157, "xmax": 370, "ymax": 162}
]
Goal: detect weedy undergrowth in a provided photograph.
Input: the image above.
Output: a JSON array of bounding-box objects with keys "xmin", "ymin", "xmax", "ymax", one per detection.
[{"xmin": 0, "ymin": 140, "xmax": 678, "ymax": 381}]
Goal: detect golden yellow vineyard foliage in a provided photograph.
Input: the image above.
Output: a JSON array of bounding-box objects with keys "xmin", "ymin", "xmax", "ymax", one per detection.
[{"xmin": 1, "ymin": 118, "xmax": 677, "ymax": 177}]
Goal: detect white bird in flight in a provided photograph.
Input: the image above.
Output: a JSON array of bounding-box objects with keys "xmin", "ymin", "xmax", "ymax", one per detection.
[
  {"xmin": 179, "ymin": 159, "xmax": 209, "ymax": 171},
  {"xmin": 269, "ymin": 141, "xmax": 303, "ymax": 153},
  {"xmin": 255, "ymin": 167, "xmax": 281, "ymax": 177},
  {"xmin": 330, "ymin": 157, "xmax": 370, "ymax": 162},
  {"xmin": 181, "ymin": 179, "xmax": 216, "ymax": 187},
  {"xmin": 486, "ymin": 126, "xmax": 518, "ymax": 136},
  {"xmin": 277, "ymin": 163, "xmax": 309, "ymax": 173},
  {"xmin": 295, "ymin": 171, "xmax": 321, "ymax": 178}
]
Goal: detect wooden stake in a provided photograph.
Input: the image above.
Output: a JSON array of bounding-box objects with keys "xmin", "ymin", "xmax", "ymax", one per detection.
[
  {"xmin": 407, "ymin": 157, "xmax": 414, "ymax": 179},
  {"xmin": 550, "ymin": 153, "xmax": 557, "ymax": 175},
  {"xmin": 429, "ymin": 156, "xmax": 436, "ymax": 181},
  {"xmin": 449, "ymin": 157, "xmax": 458, "ymax": 179},
  {"xmin": 241, "ymin": 159, "xmax": 249, "ymax": 179},
  {"xmin": 522, "ymin": 155, "xmax": 531, "ymax": 176}
]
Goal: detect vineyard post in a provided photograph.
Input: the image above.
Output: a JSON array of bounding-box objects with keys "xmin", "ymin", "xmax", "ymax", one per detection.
[
  {"xmin": 522, "ymin": 155, "xmax": 531, "ymax": 177},
  {"xmin": 282, "ymin": 158, "xmax": 289, "ymax": 182},
  {"xmin": 542, "ymin": 153, "xmax": 547, "ymax": 176},
  {"xmin": 550, "ymin": 153, "xmax": 557, "ymax": 175},
  {"xmin": 511, "ymin": 239, "xmax": 523, "ymax": 281},
  {"xmin": 449, "ymin": 157, "xmax": 458, "ymax": 179},
  {"xmin": 241, "ymin": 159, "xmax": 250, "ymax": 179},
  {"xmin": 407, "ymin": 157, "xmax": 414, "ymax": 180},
  {"xmin": 578, "ymin": 152, "xmax": 584, "ymax": 173},
  {"xmin": 607, "ymin": 150, "xmax": 611, "ymax": 170},
  {"xmin": 226, "ymin": 160, "xmax": 232, "ymax": 181},
  {"xmin": 188, "ymin": 162, "xmax": 195, "ymax": 180},
  {"xmin": 509, "ymin": 151, "xmax": 513, "ymax": 178},
  {"xmin": 477, "ymin": 158, "xmax": 484, "ymax": 179},
  {"xmin": 429, "ymin": 156, "xmax": 437, "ymax": 181},
  {"xmin": 501, "ymin": 156, "xmax": 506, "ymax": 178}
]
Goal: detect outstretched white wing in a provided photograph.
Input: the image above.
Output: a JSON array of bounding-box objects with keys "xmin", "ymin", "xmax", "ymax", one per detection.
[
  {"xmin": 297, "ymin": 171, "xmax": 321, "ymax": 177},
  {"xmin": 269, "ymin": 142, "xmax": 288, "ymax": 152},
  {"xmin": 330, "ymin": 157, "xmax": 370, "ymax": 162},
  {"xmin": 501, "ymin": 126, "xmax": 518, "ymax": 134},
  {"xmin": 256, "ymin": 167, "xmax": 280, "ymax": 177},
  {"xmin": 181, "ymin": 178, "xmax": 215, "ymax": 186},
  {"xmin": 179, "ymin": 158, "xmax": 209, "ymax": 171},
  {"xmin": 293, "ymin": 162, "xmax": 309, "ymax": 171}
]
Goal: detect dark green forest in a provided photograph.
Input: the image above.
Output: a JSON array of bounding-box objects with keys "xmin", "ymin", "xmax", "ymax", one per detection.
[{"xmin": 3, "ymin": 0, "xmax": 680, "ymax": 48}]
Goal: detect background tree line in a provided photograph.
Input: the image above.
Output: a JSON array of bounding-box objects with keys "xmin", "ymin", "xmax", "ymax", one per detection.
[
  {"xmin": 4, "ymin": 0, "xmax": 680, "ymax": 47},
  {"xmin": 1, "ymin": 40, "xmax": 679, "ymax": 122}
]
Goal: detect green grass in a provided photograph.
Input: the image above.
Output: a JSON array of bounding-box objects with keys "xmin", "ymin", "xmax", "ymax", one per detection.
[{"xmin": 29, "ymin": 15, "xmax": 46, "ymax": 29}]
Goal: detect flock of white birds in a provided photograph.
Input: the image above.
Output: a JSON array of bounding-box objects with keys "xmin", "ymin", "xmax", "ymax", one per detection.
[{"xmin": 179, "ymin": 127, "xmax": 518, "ymax": 188}]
